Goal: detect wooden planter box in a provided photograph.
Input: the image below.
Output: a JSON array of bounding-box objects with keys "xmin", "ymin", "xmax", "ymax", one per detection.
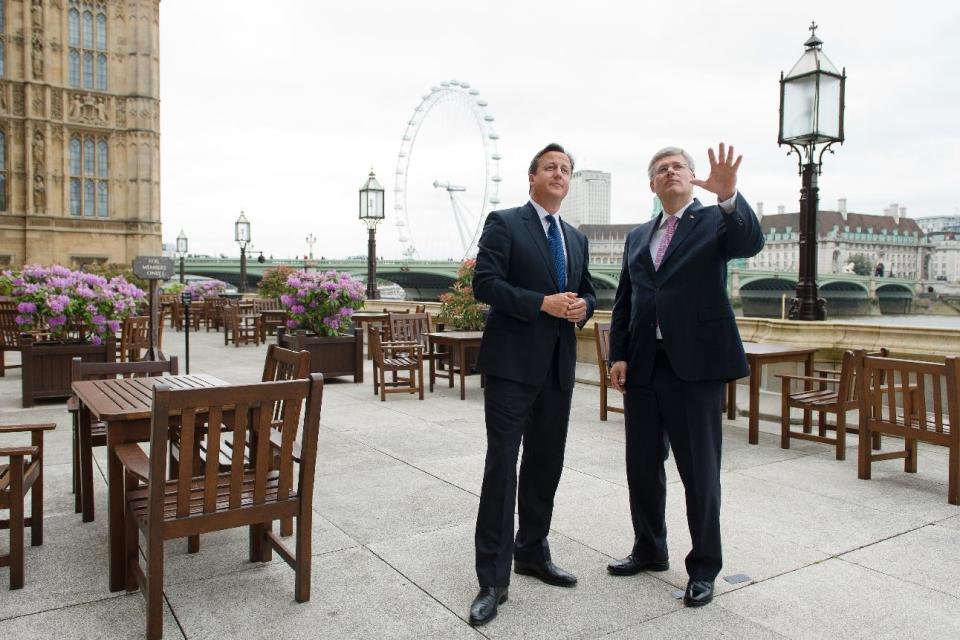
[
  {"xmin": 20, "ymin": 334, "xmax": 116, "ymax": 407},
  {"xmin": 278, "ymin": 328, "xmax": 363, "ymax": 383}
]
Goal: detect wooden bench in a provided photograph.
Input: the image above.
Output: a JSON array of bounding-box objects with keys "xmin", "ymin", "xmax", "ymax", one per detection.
[{"xmin": 858, "ymin": 354, "xmax": 960, "ymax": 504}]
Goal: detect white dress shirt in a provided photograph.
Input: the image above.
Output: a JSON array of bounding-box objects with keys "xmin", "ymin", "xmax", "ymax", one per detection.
[{"xmin": 530, "ymin": 199, "xmax": 568, "ymax": 263}]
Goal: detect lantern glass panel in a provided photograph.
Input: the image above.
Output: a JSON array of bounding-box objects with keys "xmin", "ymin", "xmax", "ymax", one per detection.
[
  {"xmin": 236, "ymin": 221, "xmax": 250, "ymax": 243},
  {"xmin": 782, "ymin": 75, "xmax": 817, "ymax": 141},
  {"xmin": 816, "ymin": 74, "xmax": 842, "ymax": 139}
]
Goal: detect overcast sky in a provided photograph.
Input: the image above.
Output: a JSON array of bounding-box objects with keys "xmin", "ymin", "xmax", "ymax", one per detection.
[{"xmin": 159, "ymin": 1, "xmax": 960, "ymax": 261}]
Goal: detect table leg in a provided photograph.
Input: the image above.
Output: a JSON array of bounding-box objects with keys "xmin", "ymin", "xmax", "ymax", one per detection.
[
  {"xmin": 107, "ymin": 427, "xmax": 125, "ymax": 592},
  {"xmin": 749, "ymin": 367, "xmax": 760, "ymax": 445},
  {"xmin": 459, "ymin": 344, "xmax": 467, "ymax": 400},
  {"xmin": 79, "ymin": 406, "xmax": 95, "ymax": 523},
  {"xmin": 802, "ymin": 355, "xmax": 814, "ymax": 434},
  {"xmin": 726, "ymin": 380, "xmax": 737, "ymax": 420}
]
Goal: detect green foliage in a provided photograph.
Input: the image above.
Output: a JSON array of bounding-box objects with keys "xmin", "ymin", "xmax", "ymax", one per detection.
[
  {"xmin": 849, "ymin": 253, "xmax": 873, "ymax": 277},
  {"xmin": 437, "ymin": 259, "xmax": 486, "ymax": 331},
  {"xmin": 258, "ymin": 266, "xmax": 297, "ymax": 300},
  {"xmin": 162, "ymin": 282, "xmax": 186, "ymax": 294}
]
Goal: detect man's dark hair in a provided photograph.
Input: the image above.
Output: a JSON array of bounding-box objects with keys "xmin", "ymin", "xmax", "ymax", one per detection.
[{"xmin": 528, "ymin": 143, "xmax": 575, "ymax": 176}]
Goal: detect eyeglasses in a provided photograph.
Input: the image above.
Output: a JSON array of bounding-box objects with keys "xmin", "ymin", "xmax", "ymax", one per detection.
[{"xmin": 654, "ymin": 162, "xmax": 689, "ymax": 177}]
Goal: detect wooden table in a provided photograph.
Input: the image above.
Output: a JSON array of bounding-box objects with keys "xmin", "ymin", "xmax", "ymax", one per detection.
[
  {"xmin": 260, "ymin": 308, "xmax": 288, "ymax": 341},
  {"xmin": 727, "ymin": 343, "xmax": 817, "ymax": 445},
  {"xmin": 72, "ymin": 374, "xmax": 229, "ymax": 592},
  {"xmin": 425, "ymin": 331, "xmax": 484, "ymax": 400}
]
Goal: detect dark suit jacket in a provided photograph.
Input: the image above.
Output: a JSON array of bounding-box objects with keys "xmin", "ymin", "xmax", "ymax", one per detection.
[
  {"xmin": 473, "ymin": 203, "xmax": 597, "ymax": 392},
  {"xmin": 608, "ymin": 194, "xmax": 764, "ymax": 386}
]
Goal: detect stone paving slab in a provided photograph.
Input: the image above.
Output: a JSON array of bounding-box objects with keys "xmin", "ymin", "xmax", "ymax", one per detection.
[
  {"xmin": 164, "ymin": 547, "xmax": 479, "ymax": 639},
  {"xmin": 0, "ymin": 594, "xmax": 185, "ymax": 640},
  {"xmin": 368, "ymin": 524, "xmax": 679, "ymax": 640},
  {"xmin": 840, "ymin": 523, "xmax": 960, "ymax": 599},
  {"xmin": 718, "ymin": 558, "xmax": 960, "ymax": 639},
  {"xmin": 604, "ymin": 605, "xmax": 789, "ymax": 639}
]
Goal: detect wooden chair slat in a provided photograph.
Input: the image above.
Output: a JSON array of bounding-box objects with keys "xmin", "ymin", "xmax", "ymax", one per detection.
[
  {"xmin": 230, "ymin": 403, "xmax": 249, "ymax": 510},
  {"xmin": 175, "ymin": 409, "xmax": 196, "ymax": 518},
  {"xmin": 203, "ymin": 407, "xmax": 223, "ymax": 514}
]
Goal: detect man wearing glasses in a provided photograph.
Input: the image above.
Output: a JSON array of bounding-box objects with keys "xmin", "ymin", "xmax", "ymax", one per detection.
[{"xmin": 606, "ymin": 144, "xmax": 763, "ymax": 607}]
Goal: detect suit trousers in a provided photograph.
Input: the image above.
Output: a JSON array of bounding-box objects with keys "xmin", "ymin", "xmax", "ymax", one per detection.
[
  {"xmin": 475, "ymin": 342, "xmax": 571, "ymax": 587},
  {"xmin": 623, "ymin": 348, "xmax": 724, "ymax": 581}
]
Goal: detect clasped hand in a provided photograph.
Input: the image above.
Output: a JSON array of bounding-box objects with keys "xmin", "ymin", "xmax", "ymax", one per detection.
[{"xmin": 542, "ymin": 291, "xmax": 587, "ymax": 323}]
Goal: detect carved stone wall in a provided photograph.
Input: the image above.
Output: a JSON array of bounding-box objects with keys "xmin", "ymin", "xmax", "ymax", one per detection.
[{"xmin": 0, "ymin": 0, "xmax": 162, "ymax": 267}]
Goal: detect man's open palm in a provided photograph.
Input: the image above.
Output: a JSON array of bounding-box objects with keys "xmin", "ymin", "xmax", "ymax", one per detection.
[{"xmin": 690, "ymin": 142, "xmax": 741, "ymax": 202}]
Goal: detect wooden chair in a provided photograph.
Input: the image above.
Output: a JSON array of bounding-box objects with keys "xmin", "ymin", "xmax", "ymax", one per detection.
[
  {"xmin": 778, "ymin": 348, "xmax": 888, "ymax": 460},
  {"xmin": 222, "ymin": 304, "xmax": 261, "ymax": 347},
  {"xmin": 594, "ymin": 322, "xmax": 624, "ymax": 421},
  {"xmin": 171, "ymin": 344, "xmax": 311, "ymax": 549},
  {"xmin": 0, "ymin": 307, "xmax": 23, "ymax": 377},
  {"xmin": 68, "ymin": 357, "xmax": 179, "ymax": 522},
  {"xmin": 118, "ymin": 315, "xmax": 150, "ymax": 362},
  {"xmin": 857, "ymin": 354, "xmax": 960, "ymax": 504},
  {"xmin": 168, "ymin": 297, "xmax": 183, "ymax": 331},
  {"xmin": 369, "ymin": 325, "xmax": 423, "ymax": 401},
  {"xmin": 1, "ymin": 422, "xmax": 56, "ymax": 589},
  {"xmin": 117, "ymin": 374, "xmax": 324, "ymax": 639}
]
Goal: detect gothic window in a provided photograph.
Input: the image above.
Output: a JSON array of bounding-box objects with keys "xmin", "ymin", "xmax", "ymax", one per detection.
[
  {"xmin": 69, "ymin": 2, "xmax": 107, "ymax": 90},
  {"xmin": 0, "ymin": 130, "xmax": 6, "ymax": 211},
  {"xmin": 69, "ymin": 134, "xmax": 108, "ymax": 217}
]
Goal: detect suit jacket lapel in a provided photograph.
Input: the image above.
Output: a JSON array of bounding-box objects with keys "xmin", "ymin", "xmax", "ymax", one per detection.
[
  {"xmin": 658, "ymin": 199, "xmax": 703, "ymax": 271},
  {"xmin": 560, "ymin": 218, "xmax": 581, "ymax": 288},
  {"xmin": 637, "ymin": 215, "xmax": 658, "ymax": 277},
  {"xmin": 521, "ymin": 203, "xmax": 560, "ymax": 291}
]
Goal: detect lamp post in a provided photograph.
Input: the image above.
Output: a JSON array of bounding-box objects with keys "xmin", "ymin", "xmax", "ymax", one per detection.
[
  {"xmin": 779, "ymin": 21, "xmax": 846, "ymax": 321},
  {"xmin": 175, "ymin": 229, "xmax": 188, "ymax": 284},
  {"xmin": 305, "ymin": 233, "xmax": 316, "ymax": 260},
  {"xmin": 235, "ymin": 211, "xmax": 251, "ymax": 294},
  {"xmin": 359, "ymin": 169, "xmax": 385, "ymax": 300}
]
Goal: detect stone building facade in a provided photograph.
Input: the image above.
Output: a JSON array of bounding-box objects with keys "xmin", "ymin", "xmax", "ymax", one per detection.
[
  {"xmin": 746, "ymin": 208, "xmax": 925, "ymax": 279},
  {"xmin": 0, "ymin": 0, "xmax": 161, "ymax": 269}
]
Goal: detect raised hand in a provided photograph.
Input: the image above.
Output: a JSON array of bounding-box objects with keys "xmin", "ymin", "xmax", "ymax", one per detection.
[{"xmin": 690, "ymin": 142, "xmax": 742, "ymax": 202}]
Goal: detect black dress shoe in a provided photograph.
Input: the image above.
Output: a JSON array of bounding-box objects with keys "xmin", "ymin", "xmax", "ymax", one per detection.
[
  {"xmin": 683, "ymin": 580, "xmax": 714, "ymax": 607},
  {"xmin": 469, "ymin": 586, "xmax": 508, "ymax": 626},
  {"xmin": 606, "ymin": 555, "xmax": 670, "ymax": 576},
  {"xmin": 513, "ymin": 559, "xmax": 578, "ymax": 587}
]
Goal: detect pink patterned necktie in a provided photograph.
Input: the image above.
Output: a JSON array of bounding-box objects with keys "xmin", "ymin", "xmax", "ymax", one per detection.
[{"xmin": 654, "ymin": 214, "xmax": 679, "ymax": 270}]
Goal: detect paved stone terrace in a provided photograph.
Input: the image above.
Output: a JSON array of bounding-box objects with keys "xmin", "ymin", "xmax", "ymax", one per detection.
[{"xmin": 1, "ymin": 328, "xmax": 959, "ymax": 639}]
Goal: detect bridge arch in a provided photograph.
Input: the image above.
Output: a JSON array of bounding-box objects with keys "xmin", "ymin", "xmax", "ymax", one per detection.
[
  {"xmin": 876, "ymin": 282, "xmax": 914, "ymax": 314},
  {"xmin": 738, "ymin": 277, "xmax": 796, "ymax": 318},
  {"xmin": 820, "ymin": 280, "xmax": 871, "ymax": 316}
]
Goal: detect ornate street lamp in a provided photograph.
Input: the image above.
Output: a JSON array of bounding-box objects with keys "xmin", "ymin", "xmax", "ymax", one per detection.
[
  {"xmin": 235, "ymin": 211, "xmax": 251, "ymax": 294},
  {"xmin": 175, "ymin": 229, "xmax": 188, "ymax": 284},
  {"xmin": 779, "ymin": 21, "xmax": 846, "ymax": 320},
  {"xmin": 359, "ymin": 169, "xmax": 385, "ymax": 300},
  {"xmin": 305, "ymin": 233, "xmax": 317, "ymax": 260}
]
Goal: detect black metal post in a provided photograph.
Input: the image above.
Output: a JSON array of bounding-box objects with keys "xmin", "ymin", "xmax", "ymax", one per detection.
[
  {"xmin": 239, "ymin": 245, "xmax": 247, "ymax": 294},
  {"xmin": 179, "ymin": 255, "xmax": 185, "ymax": 284},
  {"xmin": 366, "ymin": 227, "xmax": 379, "ymax": 300},
  {"xmin": 789, "ymin": 160, "xmax": 826, "ymax": 320},
  {"xmin": 182, "ymin": 294, "xmax": 191, "ymax": 374}
]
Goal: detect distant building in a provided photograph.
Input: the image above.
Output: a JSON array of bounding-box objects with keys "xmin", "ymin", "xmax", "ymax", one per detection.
[
  {"xmin": 916, "ymin": 215, "xmax": 960, "ymax": 235},
  {"xmin": 580, "ymin": 223, "xmax": 637, "ymax": 265},
  {"xmin": 0, "ymin": 1, "xmax": 162, "ymax": 269},
  {"xmin": 747, "ymin": 201, "xmax": 925, "ymax": 279},
  {"xmin": 563, "ymin": 170, "xmax": 610, "ymax": 227}
]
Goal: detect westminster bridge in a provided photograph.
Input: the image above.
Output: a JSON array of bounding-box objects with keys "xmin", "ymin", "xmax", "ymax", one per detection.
[{"xmin": 181, "ymin": 257, "xmax": 922, "ymax": 316}]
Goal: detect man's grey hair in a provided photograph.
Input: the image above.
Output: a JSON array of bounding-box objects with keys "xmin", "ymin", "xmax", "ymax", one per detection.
[{"xmin": 647, "ymin": 147, "xmax": 696, "ymax": 180}]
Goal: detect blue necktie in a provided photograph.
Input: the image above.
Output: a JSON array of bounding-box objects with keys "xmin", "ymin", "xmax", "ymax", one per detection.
[{"xmin": 546, "ymin": 214, "xmax": 566, "ymax": 291}]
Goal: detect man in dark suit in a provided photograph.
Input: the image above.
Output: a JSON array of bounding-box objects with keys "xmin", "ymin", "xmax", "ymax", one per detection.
[
  {"xmin": 606, "ymin": 144, "xmax": 763, "ymax": 607},
  {"xmin": 468, "ymin": 143, "xmax": 596, "ymax": 626}
]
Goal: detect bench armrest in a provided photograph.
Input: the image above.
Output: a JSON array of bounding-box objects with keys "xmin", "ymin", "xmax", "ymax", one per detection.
[{"xmin": 0, "ymin": 422, "xmax": 57, "ymax": 434}]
